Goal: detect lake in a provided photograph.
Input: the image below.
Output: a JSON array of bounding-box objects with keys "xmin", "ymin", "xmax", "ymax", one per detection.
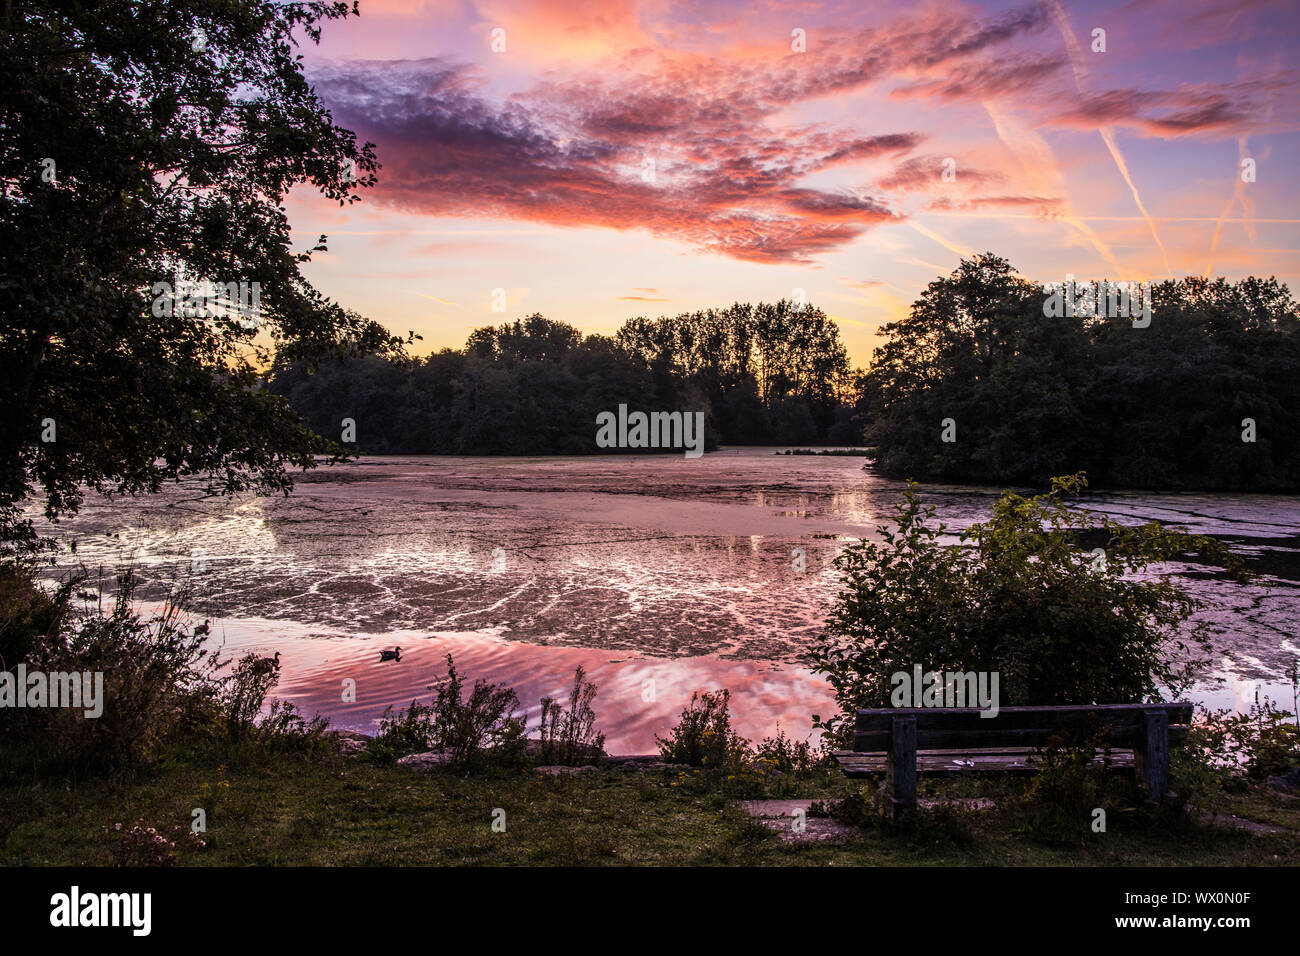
[{"xmin": 37, "ymin": 450, "xmax": 1300, "ymax": 753}]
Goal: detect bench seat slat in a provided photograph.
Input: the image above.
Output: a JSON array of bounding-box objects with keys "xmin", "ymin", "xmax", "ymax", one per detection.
[
  {"xmin": 852, "ymin": 724, "xmax": 1189, "ymax": 752},
  {"xmin": 833, "ymin": 748, "xmax": 1139, "ymax": 776},
  {"xmin": 856, "ymin": 702, "xmax": 1192, "ymax": 734}
]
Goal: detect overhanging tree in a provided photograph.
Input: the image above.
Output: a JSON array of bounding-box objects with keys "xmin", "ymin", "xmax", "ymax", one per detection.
[{"xmin": 0, "ymin": 0, "xmax": 408, "ymax": 550}]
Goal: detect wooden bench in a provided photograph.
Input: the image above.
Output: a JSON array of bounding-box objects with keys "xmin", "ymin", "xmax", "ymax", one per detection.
[{"xmin": 834, "ymin": 702, "xmax": 1192, "ymax": 821}]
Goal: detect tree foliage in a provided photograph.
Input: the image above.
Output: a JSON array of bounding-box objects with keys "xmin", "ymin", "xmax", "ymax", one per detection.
[
  {"xmin": 270, "ymin": 307, "xmax": 861, "ymax": 453},
  {"xmin": 1, "ymin": 0, "xmax": 406, "ymax": 547},
  {"xmin": 865, "ymin": 254, "xmax": 1300, "ymax": 490}
]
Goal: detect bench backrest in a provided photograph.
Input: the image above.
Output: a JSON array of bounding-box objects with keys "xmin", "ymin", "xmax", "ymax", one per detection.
[{"xmin": 852, "ymin": 702, "xmax": 1193, "ymax": 752}]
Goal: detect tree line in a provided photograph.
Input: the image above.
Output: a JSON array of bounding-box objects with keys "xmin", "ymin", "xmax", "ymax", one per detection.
[
  {"xmin": 269, "ymin": 254, "xmax": 1298, "ymax": 494},
  {"xmin": 863, "ymin": 254, "xmax": 1300, "ymax": 491},
  {"xmin": 267, "ymin": 305, "xmax": 863, "ymax": 454}
]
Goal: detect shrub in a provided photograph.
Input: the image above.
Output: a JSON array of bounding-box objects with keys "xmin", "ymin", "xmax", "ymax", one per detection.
[
  {"xmin": 656, "ymin": 689, "xmax": 752, "ymax": 771},
  {"xmin": 1, "ymin": 565, "xmax": 329, "ymax": 774},
  {"xmin": 372, "ymin": 699, "xmax": 437, "ymax": 760},
  {"xmin": 537, "ymin": 665, "xmax": 606, "ymax": 765},
  {"xmin": 5, "ymin": 570, "xmax": 220, "ymax": 774},
  {"xmin": 428, "ymin": 654, "xmax": 527, "ymax": 769},
  {"xmin": 754, "ymin": 727, "xmax": 818, "ymax": 774},
  {"xmin": 0, "ymin": 561, "xmax": 66, "ymax": 670},
  {"xmin": 810, "ymin": 474, "xmax": 1247, "ymax": 744},
  {"xmin": 370, "ymin": 657, "xmax": 543, "ymax": 769},
  {"xmin": 220, "ymin": 652, "xmax": 281, "ymax": 742},
  {"xmin": 432, "ymin": 655, "xmax": 527, "ymax": 769},
  {"xmin": 1186, "ymin": 695, "xmax": 1300, "ymax": 783},
  {"xmin": 252, "ymin": 699, "xmax": 331, "ymax": 757}
]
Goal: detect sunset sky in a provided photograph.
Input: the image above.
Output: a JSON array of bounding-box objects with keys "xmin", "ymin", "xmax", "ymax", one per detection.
[{"xmin": 285, "ymin": 0, "xmax": 1300, "ymax": 364}]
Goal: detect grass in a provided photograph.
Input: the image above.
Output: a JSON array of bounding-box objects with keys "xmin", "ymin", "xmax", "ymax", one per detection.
[{"xmin": 2, "ymin": 748, "xmax": 1298, "ymax": 866}]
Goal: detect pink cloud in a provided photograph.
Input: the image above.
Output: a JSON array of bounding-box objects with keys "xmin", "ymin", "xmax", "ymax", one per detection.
[{"xmin": 307, "ymin": 1, "xmax": 1298, "ymax": 266}]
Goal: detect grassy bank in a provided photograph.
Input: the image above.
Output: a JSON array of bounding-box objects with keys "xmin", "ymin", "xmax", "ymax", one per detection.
[{"xmin": 3, "ymin": 747, "xmax": 1297, "ymax": 867}]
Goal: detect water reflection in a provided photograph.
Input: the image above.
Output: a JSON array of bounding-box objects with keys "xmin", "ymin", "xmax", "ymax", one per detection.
[{"xmin": 33, "ymin": 449, "xmax": 1300, "ymax": 752}]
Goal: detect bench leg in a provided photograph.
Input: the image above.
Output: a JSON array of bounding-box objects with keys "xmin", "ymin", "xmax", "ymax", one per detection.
[
  {"xmin": 1135, "ymin": 708, "xmax": 1170, "ymax": 803},
  {"xmin": 888, "ymin": 716, "xmax": 917, "ymax": 822}
]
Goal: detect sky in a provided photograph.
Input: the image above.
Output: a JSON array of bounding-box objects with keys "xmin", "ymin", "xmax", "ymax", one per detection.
[{"xmin": 284, "ymin": 0, "xmax": 1300, "ymax": 365}]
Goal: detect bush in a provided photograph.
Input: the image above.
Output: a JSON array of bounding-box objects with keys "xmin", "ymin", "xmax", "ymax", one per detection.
[
  {"xmin": 430, "ymin": 654, "xmax": 527, "ymax": 769},
  {"xmin": 810, "ymin": 474, "xmax": 1247, "ymax": 744},
  {"xmin": 372, "ymin": 654, "xmax": 528, "ymax": 769},
  {"xmin": 656, "ymin": 689, "xmax": 752, "ymax": 771},
  {"xmin": 3, "ymin": 570, "xmax": 220, "ymax": 774},
  {"xmin": 252, "ymin": 699, "xmax": 331, "ymax": 757},
  {"xmin": 754, "ymin": 727, "xmax": 818, "ymax": 774},
  {"xmin": 372, "ymin": 699, "xmax": 437, "ymax": 760},
  {"xmin": 537, "ymin": 665, "xmax": 606, "ymax": 765},
  {"xmin": 0, "ymin": 561, "xmax": 66, "ymax": 670},
  {"xmin": 205, "ymin": 649, "xmax": 332, "ymax": 762},
  {"xmin": 221, "ymin": 652, "xmax": 280, "ymax": 742},
  {"xmin": 373, "ymin": 659, "xmax": 610, "ymax": 770},
  {"xmin": 1, "ymin": 565, "xmax": 331, "ymax": 775},
  {"xmin": 1185, "ymin": 695, "xmax": 1300, "ymax": 784}
]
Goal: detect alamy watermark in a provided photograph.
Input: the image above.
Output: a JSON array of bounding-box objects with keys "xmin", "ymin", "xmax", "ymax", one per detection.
[
  {"xmin": 50, "ymin": 886, "xmax": 150, "ymax": 936},
  {"xmin": 595, "ymin": 404, "xmax": 705, "ymax": 458},
  {"xmin": 1043, "ymin": 275, "xmax": 1152, "ymax": 327},
  {"xmin": 0, "ymin": 664, "xmax": 104, "ymax": 718},
  {"xmin": 890, "ymin": 665, "xmax": 1000, "ymax": 717},
  {"xmin": 151, "ymin": 277, "xmax": 261, "ymax": 328}
]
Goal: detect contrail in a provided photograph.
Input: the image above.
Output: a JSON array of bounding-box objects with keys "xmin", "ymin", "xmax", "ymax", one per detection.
[
  {"xmin": 922, "ymin": 214, "xmax": 1298, "ymax": 223},
  {"xmin": 416, "ymin": 292, "xmax": 460, "ymax": 307},
  {"xmin": 1204, "ymin": 136, "xmax": 1249, "ymax": 277},
  {"xmin": 1099, "ymin": 126, "xmax": 1172, "ymax": 275},
  {"xmin": 1204, "ymin": 192, "xmax": 1236, "ymax": 278},
  {"xmin": 982, "ymin": 101, "xmax": 1120, "ymax": 269},
  {"xmin": 907, "ymin": 220, "xmax": 973, "ymax": 257},
  {"xmin": 1205, "ymin": 43, "xmax": 1277, "ymax": 274},
  {"xmin": 1048, "ymin": 0, "xmax": 1171, "ymax": 276}
]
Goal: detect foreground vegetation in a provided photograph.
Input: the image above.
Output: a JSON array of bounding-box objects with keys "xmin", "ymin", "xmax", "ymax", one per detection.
[
  {"xmin": 3, "ymin": 742, "xmax": 1298, "ymax": 867},
  {"xmin": 2, "ymin": 602, "xmax": 1296, "ymax": 867},
  {"xmin": 811, "ymin": 474, "xmax": 1248, "ymax": 744}
]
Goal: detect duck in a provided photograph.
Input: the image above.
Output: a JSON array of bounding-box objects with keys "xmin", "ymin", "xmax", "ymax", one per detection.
[
  {"xmin": 250, "ymin": 651, "xmax": 280, "ymax": 677},
  {"xmin": 379, "ymin": 646, "xmax": 402, "ymax": 662}
]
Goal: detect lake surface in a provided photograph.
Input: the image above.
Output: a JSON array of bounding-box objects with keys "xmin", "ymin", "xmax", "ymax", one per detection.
[{"xmin": 37, "ymin": 451, "xmax": 1300, "ymax": 752}]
